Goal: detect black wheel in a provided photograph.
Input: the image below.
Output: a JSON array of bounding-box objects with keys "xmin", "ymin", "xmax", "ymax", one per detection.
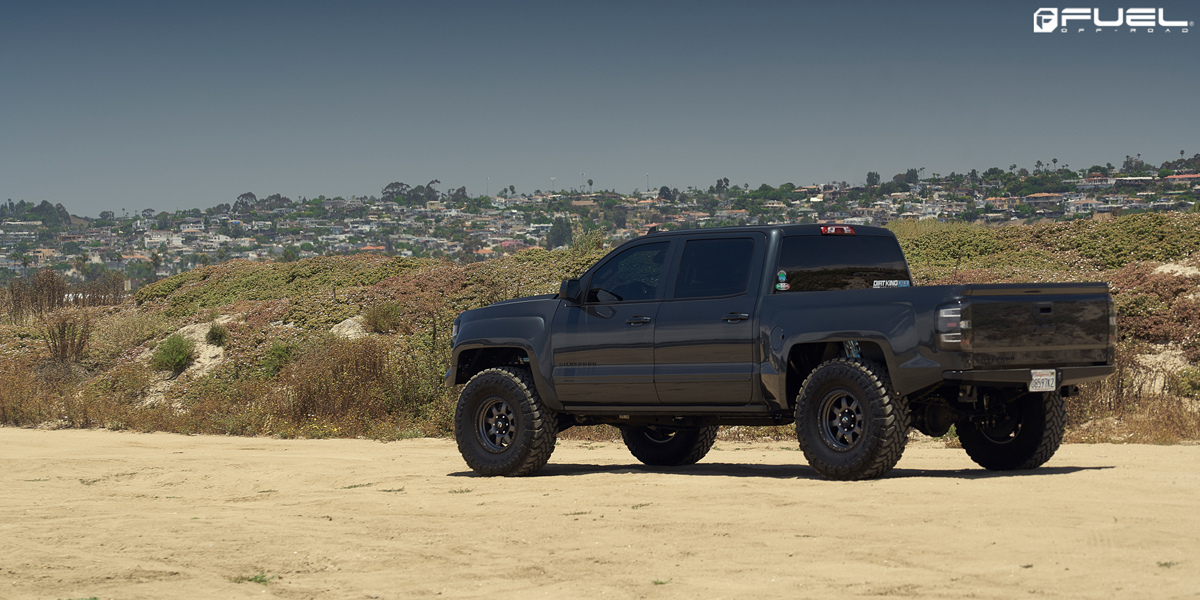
[
  {"xmin": 621, "ymin": 425, "xmax": 718, "ymax": 467},
  {"xmin": 958, "ymin": 391, "xmax": 1065, "ymax": 471},
  {"xmin": 795, "ymin": 358, "xmax": 909, "ymax": 481},
  {"xmin": 454, "ymin": 367, "xmax": 557, "ymax": 476}
]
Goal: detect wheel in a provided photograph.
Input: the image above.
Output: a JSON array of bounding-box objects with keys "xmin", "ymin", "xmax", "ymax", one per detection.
[
  {"xmin": 454, "ymin": 367, "xmax": 557, "ymax": 476},
  {"xmin": 958, "ymin": 391, "xmax": 1065, "ymax": 471},
  {"xmin": 621, "ymin": 425, "xmax": 718, "ymax": 467},
  {"xmin": 795, "ymin": 358, "xmax": 909, "ymax": 481}
]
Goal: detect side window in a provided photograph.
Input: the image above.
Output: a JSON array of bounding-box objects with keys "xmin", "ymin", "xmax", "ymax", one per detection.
[
  {"xmin": 673, "ymin": 238, "xmax": 754, "ymax": 299},
  {"xmin": 587, "ymin": 242, "xmax": 670, "ymax": 303}
]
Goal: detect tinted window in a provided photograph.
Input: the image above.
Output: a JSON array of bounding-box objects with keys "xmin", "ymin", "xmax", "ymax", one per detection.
[
  {"xmin": 587, "ymin": 242, "xmax": 670, "ymax": 303},
  {"xmin": 673, "ymin": 238, "xmax": 754, "ymax": 299},
  {"xmin": 776, "ymin": 236, "xmax": 910, "ymax": 292}
]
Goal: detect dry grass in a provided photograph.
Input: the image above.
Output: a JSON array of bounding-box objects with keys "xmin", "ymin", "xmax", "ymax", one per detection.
[
  {"xmin": 39, "ymin": 308, "xmax": 91, "ymax": 363},
  {"xmin": 85, "ymin": 310, "xmax": 168, "ymax": 369}
]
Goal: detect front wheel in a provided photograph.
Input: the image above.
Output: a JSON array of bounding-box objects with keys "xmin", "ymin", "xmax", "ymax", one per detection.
[
  {"xmin": 621, "ymin": 425, "xmax": 718, "ymax": 466},
  {"xmin": 795, "ymin": 358, "xmax": 909, "ymax": 480},
  {"xmin": 454, "ymin": 367, "xmax": 557, "ymax": 476},
  {"xmin": 958, "ymin": 392, "xmax": 1065, "ymax": 471}
]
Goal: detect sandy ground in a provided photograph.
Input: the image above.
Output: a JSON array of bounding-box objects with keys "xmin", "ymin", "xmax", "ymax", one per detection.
[{"xmin": 2, "ymin": 429, "xmax": 1198, "ymax": 600}]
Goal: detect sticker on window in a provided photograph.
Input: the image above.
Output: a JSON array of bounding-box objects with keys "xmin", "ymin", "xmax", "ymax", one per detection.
[
  {"xmin": 872, "ymin": 280, "xmax": 911, "ymax": 288},
  {"xmin": 775, "ymin": 282, "xmax": 790, "ymax": 291},
  {"xmin": 777, "ymin": 270, "xmax": 787, "ymax": 282}
]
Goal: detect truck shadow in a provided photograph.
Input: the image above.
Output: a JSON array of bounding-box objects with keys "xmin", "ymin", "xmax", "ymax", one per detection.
[{"xmin": 450, "ymin": 463, "xmax": 1113, "ymax": 480}]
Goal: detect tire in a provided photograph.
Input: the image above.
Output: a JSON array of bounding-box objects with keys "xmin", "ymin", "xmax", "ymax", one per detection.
[
  {"xmin": 621, "ymin": 425, "xmax": 719, "ymax": 467},
  {"xmin": 795, "ymin": 358, "xmax": 909, "ymax": 481},
  {"xmin": 958, "ymin": 391, "xmax": 1065, "ymax": 471},
  {"xmin": 454, "ymin": 367, "xmax": 557, "ymax": 477}
]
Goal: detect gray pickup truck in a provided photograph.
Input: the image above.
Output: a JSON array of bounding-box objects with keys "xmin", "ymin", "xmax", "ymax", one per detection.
[{"xmin": 446, "ymin": 224, "xmax": 1115, "ymax": 480}]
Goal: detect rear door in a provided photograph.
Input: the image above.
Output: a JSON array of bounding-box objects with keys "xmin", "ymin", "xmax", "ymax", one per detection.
[
  {"xmin": 550, "ymin": 239, "xmax": 674, "ymax": 406},
  {"xmin": 653, "ymin": 234, "xmax": 764, "ymax": 406}
]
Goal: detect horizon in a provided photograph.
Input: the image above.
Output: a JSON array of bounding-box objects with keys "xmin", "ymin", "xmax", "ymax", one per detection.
[{"xmin": 3, "ymin": 1, "xmax": 1197, "ymax": 218}]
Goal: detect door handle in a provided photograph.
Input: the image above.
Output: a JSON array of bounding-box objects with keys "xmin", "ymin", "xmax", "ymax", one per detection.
[
  {"xmin": 625, "ymin": 316, "xmax": 652, "ymax": 325},
  {"xmin": 722, "ymin": 313, "xmax": 749, "ymax": 322}
]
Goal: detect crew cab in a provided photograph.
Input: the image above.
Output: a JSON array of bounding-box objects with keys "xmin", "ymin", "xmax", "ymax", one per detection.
[{"xmin": 446, "ymin": 224, "xmax": 1115, "ymax": 480}]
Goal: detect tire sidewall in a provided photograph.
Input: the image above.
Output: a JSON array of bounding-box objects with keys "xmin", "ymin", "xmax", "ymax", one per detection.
[
  {"xmin": 959, "ymin": 392, "xmax": 1061, "ymax": 471},
  {"xmin": 454, "ymin": 369, "xmax": 539, "ymax": 476},
  {"xmin": 796, "ymin": 359, "xmax": 905, "ymax": 480}
]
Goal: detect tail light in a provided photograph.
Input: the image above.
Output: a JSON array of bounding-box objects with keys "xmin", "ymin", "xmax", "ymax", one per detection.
[
  {"xmin": 936, "ymin": 301, "xmax": 972, "ymax": 351},
  {"xmin": 821, "ymin": 225, "xmax": 855, "ymax": 235}
]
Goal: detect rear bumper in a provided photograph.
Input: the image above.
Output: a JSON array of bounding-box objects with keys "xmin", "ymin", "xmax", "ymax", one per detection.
[{"xmin": 943, "ymin": 365, "xmax": 1115, "ymax": 388}]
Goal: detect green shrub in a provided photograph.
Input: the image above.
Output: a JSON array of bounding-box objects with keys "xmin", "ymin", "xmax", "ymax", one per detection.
[
  {"xmin": 261, "ymin": 340, "xmax": 298, "ymax": 377},
  {"xmin": 1170, "ymin": 369, "xmax": 1200, "ymax": 398},
  {"xmin": 151, "ymin": 334, "xmax": 196, "ymax": 374},
  {"xmin": 206, "ymin": 322, "xmax": 229, "ymax": 347},
  {"xmin": 363, "ymin": 301, "xmax": 403, "ymax": 333}
]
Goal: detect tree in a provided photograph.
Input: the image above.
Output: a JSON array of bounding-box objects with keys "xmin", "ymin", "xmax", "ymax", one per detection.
[
  {"xmin": 508, "ymin": 185, "xmax": 516, "ymax": 197},
  {"xmin": 866, "ymin": 171, "xmax": 880, "ymax": 188},
  {"xmin": 904, "ymin": 169, "xmax": 919, "ymax": 184},
  {"xmin": 382, "ymin": 181, "xmax": 410, "ymax": 202},
  {"xmin": 658, "ymin": 186, "xmax": 674, "ymax": 201},
  {"xmin": 141, "ymin": 208, "xmax": 156, "ymax": 220},
  {"xmin": 237, "ymin": 192, "xmax": 257, "ymax": 206},
  {"xmin": 279, "ymin": 245, "xmax": 299, "ymax": 263},
  {"xmin": 546, "ymin": 218, "xmax": 573, "ymax": 249},
  {"xmin": 587, "ymin": 179, "xmax": 593, "ymax": 192},
  {"xmin": 99, "ymin": 210, "xmax": 115, "ymax": 221}
]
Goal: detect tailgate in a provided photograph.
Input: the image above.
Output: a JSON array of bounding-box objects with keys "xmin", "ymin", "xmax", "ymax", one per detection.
[{"xmin": 963, "ymin": 283, "xmax": 1113, "ymax": 369}]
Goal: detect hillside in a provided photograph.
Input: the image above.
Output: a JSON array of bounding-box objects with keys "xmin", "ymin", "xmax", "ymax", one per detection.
[{"xmin": 2, "ymin": 214, "xmax": 1199, "ymax": 442}]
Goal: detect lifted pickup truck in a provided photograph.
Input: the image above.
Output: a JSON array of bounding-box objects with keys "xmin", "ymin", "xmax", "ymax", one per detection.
[{"xmin": 446, "ymin": 224, "xmax": 1115, "ymax": 480}]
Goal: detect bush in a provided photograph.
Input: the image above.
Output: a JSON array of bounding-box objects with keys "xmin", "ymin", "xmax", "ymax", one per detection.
[
  {"xmin": 261, "ymin": 340, "xmax": 297, "ymax": 377},
  {"xmin": 268, "ymin": 336, "xmax": 400, "ymax": 425},
  {"xmin": 40, "ymin": 308, "xmax": 92, "ymax": 363},
  {"xmin": 363, "ymin": 301, "xmax": 403, "ymax": 334},
  {"xmin": 206, "ymin": 321, "xmax": 229, "ymax": 347},
  {"xmin": 1170, "ymin": 369, "xmax": 1200, "ymax": 398},
  {"xmin": 151, "ymin": 334, "xmax": 196, "ymax": 374}
]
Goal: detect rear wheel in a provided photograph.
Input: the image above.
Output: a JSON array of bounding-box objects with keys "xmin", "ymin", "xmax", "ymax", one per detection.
[
  {"xmin": 621, "ymin": 425, "xmax": 718, "ymax": 467},
  {"xmin": 958, "ymin": 391, "xmax": 1065, "ymax": 471},
  {"xmin": 795, "ymin": 358, "xmax": 909, "ymax": 480},
  {"xmin": 454, "ymin": 367, "xmax": 557, "ymax": 476}
]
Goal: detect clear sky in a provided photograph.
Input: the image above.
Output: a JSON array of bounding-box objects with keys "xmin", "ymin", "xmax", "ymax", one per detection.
[{"xmin": 2, "ymin": 1, "xmax": 1196, "ymax": 217}]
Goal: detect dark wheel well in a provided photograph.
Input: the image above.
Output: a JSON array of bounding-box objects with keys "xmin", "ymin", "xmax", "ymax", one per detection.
[
  {"xmin": 786, "ymin": 341, "xmax": 888, "ymax": 408},
  {"xmin": 454, "ymin": 347, "xmax": 531, "ymax": 384}
]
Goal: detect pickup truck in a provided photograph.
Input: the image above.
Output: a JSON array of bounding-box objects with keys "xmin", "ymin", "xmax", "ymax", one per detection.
[{"xmin": 446, "ymin": 224, "xmax": 1115, "ymax": 480}]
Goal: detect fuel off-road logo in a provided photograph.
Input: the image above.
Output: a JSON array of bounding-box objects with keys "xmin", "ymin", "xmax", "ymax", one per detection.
[{"xmin": 1034, "ymin": 7, "xmax": 1191, "ymax": 33}]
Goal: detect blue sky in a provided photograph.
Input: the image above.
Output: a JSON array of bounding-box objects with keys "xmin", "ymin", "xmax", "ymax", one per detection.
[{"xmin": 2, "ymin": 1, "xmax": 1196, "ymax": 216}]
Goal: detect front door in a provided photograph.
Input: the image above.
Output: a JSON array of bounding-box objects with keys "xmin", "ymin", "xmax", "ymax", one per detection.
[
  {"xmin": 654, "ymin": 235, "xmax": 763, "ymax": 405},
  {"xmin": 551, "ymin": 240, "xmax": 674, "ymax": 406}
]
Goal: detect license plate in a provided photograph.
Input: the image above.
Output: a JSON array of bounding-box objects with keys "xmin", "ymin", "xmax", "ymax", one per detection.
[{"xmin": 1029, "ymin": 369, "xmax": 1056, "ymax": 392}]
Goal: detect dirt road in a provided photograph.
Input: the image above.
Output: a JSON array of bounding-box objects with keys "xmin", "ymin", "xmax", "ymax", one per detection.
[{"xmin": 2, "ymin": 428, "xmax": 1197, "ymax": 599}]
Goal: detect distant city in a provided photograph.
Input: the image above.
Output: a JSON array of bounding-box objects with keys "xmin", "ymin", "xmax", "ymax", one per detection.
[{"xmin": 3, "ymin": 153, "xmax": 1198, "ymax": 290}]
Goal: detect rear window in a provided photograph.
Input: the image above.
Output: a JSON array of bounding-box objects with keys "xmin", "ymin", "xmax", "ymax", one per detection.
[{"xmin": 775, "ymin": 236, "xmax": 910, "ymax": 292}]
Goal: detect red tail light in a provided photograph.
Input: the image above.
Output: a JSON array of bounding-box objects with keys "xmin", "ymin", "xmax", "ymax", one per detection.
[{"xmin": 821, "ymin": 225, "xmax": 855, "ymax": 235}]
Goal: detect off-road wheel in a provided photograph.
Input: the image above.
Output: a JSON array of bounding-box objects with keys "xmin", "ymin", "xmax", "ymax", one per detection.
[
  {"xmin": 958, "ymin": 391, "xmax": 1065, "ymax": 471},
  {"xmin": 795, "ymin": 358, "xmax": 909, "ymax": 481},
  {"xmin": 454, "ymin": 367, "xmax": 557, "ymax": 477},
  {"xmin": 621, "ymin": 425, "xmax": 719, "ymax": 467}
]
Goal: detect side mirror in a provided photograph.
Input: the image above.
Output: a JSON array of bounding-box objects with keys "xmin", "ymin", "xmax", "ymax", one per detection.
[{"xmin": 559, "ymin": 279, "xmax": 582, "ymax": 304}]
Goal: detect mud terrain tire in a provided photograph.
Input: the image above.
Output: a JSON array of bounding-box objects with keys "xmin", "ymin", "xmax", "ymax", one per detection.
[
  {"xmin": 621, "ymin": 426, "xmax": 719, "ymax": 467},
  {"xmin": 454, "ymin": 367, "xmax": 557, "ymax": 477},
  {"xmin": 796, "ymin": 358, "xmax": 909, "ymax": 480},
  {"xmin": 958, "ymin": 391, "xmax": 1065, "ymax": 471}
]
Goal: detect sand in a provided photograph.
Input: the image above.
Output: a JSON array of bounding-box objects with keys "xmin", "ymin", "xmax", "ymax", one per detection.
[{"xmin": 2, "ymin": 428, "xmax": 1198, "ymax": 599}]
